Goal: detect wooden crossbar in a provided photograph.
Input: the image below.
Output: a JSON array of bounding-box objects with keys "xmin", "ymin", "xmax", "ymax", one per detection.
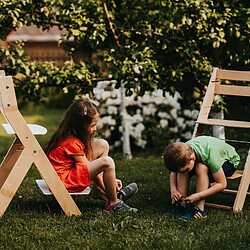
[
  {"xmin": 214, "ymin": 84, "xmax": 250, "ymax": 97},
  {"xmin": 196, "ymin": 119, "xmax": 250, "ymax": 128},
  {"xmin": 217, "ymin": 69, "xmax": 250, "ymax": 82}
]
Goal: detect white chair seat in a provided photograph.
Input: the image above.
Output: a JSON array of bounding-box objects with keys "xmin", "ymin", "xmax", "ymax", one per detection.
[
  {"xmin": 36, "ymin": 179, "xmax": 91, "ymax": 195},
  {"xmin": 2, "ymin": 123, "xmax": 47, "ymax": 135}
]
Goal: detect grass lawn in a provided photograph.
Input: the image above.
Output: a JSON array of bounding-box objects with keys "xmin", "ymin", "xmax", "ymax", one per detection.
[{"xmin": 0, "ymin": 108, "xmax": 249, "ymax": 249}]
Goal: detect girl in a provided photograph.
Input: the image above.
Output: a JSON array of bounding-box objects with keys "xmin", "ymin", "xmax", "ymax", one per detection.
[{"xmin": 45, "ymin": 98, "xmax": 138, "ymax": 212}]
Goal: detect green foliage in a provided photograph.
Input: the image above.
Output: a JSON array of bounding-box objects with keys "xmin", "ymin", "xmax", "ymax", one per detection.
[
  {"xmin": 0, "ymin": 155, "xmax": 249, "ymax": 249},
  {"xmin": 0, "ymin": 41, "xmax": 99, "ymax": 105},
  {"xmin": 0, "ymin": 107, "xmax": 249, "ymax": 249},
  {"xmin": 0, "ymin": 0, "xmax": 249, "ymax": 107}
]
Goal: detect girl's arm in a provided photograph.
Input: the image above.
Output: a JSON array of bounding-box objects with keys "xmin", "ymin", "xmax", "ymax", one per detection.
[
  {"xmin": 72, "ymin": 155, "xmax": 121, "ymax": 191},
  {"xmin": 72, "ymin": 154, "xmax": 89, "ymax": 164},
  {"xmin": 72, "ymin": 155, "xmax": 106, "ymax": 190},
  {"xmin": 185, "ymin": 168, "xmax": 227, "ymax": 203}
]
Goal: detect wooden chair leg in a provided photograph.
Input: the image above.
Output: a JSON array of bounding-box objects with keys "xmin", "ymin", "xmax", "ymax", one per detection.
[
  {"xmin": 233, "ymin": 151, "xmax": 250, "ymax": 213},
  {"xmin": 0, "ymin": 138, "xmax": 24, "ymax": 188},
  {"xmin": 33, "ymin": 150, "xmax": 81, "ymax": 216},
  {"xmin": 0, "ymin": 148, "xmax": 32, "ymax": 217},
  {"xmin": 192, "ymin": 124, "xmax": 205, "ymax": 138}
]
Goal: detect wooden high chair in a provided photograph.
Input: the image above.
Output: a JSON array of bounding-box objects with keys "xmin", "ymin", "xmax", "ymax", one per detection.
[
  {"xmin": 0, "ymin": 70, "xmax": 82, "ymax": 216},
  {"xmin": 192, "ymin": 67, "xmax": 250, "ymax": 212}
]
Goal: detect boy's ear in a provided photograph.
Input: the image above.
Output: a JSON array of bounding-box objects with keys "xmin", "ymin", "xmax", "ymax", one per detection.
[{"xmin": 190, "ymin": 152, "xmax": 196, "ymax": 161}]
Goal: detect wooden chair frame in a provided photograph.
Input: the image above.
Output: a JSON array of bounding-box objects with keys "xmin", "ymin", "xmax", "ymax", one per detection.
[
  {"xmin": 0, "ymin": 71, "xmax": 81, "ymax": 216},
  {"xmin": 193, "ymin": 67, "xmax": 250, "ymax": 212}
]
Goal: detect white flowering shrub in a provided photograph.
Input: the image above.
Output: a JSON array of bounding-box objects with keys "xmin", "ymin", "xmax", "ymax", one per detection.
[{"xmin": 91, "ymin": 80, "xmax": 199, "ymax": 153}]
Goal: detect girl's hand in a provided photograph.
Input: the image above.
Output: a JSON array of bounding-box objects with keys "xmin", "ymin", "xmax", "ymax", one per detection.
[
  {"xmin": 171, "ymin": 189, "xmax": 183, "ymax": 202},
  {"xmin": 184, "ymin": 193, "xmax": 200, "ymax": 203},
  {"xmin": 116, "ymin": 179, "xmax": 122, "ymax": 191}
]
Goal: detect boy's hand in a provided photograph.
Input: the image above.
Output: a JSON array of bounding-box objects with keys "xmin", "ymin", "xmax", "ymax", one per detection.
[
  {"xmin": 171, "ymin": 189, "xmax": 183, "ymax": 202},
  {"xmin": 184, "ymin": 193, "xmax": 200, "ymax": 203}
]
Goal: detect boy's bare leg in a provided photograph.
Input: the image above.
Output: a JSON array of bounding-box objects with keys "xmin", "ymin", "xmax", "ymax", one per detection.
[
  {"xmin": 195, "ymin": 163, "xmax": 209, "ymax": 210},
  {"xmin": 177, "ymin": 172, "xmax": 189, "ymax": 207}
]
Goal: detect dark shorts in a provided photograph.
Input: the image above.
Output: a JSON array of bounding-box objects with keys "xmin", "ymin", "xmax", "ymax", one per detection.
[
  {"xmin": 208, "ymin": 161, "xmax": 236, "ymax": 183},
  {"xmin": 189, "ymin": 161, "xmax": 236, "ymax": 183}
]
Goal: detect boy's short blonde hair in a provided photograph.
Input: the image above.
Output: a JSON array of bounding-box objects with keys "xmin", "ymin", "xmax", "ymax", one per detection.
[{"xmin": 163, "ymin": 142, "xmax": 193, "ymax": 172}]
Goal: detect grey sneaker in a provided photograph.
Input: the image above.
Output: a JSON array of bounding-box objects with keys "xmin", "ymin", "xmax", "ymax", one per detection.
[
  {"xmin": 104, "ymin": 199, "xmax": 138, "ymax": 213},
  {"xmin": 117, "ymin": 183, "xmax": 138, "ymax": 202}
]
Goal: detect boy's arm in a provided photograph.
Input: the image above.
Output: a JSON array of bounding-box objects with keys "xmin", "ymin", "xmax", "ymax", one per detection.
[
  {"xmin": 170, "ymin": 172, "xmax": 177, "ymax": 191},
  {"xmin": 170, "ymin": 172, "xmax": 183, "ymax": 202},
  {"xmin": 185, "ymin": 168, "xmax": 227, "ymax": 203}
]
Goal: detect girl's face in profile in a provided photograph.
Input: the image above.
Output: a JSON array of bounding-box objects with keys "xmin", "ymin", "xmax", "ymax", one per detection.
[{"xmin": 89, "ymin": 114, "xmax": 99, "ymax": 135}]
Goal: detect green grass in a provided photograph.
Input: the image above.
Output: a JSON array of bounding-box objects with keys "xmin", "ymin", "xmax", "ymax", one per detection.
[{"xmin": 0, "ymin": 108, "xmax": 249, "ymax": 249}]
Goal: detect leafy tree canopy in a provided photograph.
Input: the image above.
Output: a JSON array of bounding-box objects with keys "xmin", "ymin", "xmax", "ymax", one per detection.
[{"xmin": 0, "ymin": 0, "xmax": 249, "ymax": 107}]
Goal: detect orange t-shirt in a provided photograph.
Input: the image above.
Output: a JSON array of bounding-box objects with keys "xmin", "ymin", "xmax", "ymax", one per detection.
[{"xmin": 48, "ymin": 137, "xmax": 91, "ymax": 192}]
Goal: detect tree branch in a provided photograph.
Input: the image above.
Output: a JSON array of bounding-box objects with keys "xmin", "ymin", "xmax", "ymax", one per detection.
[
  {"xmin": 101, "ymin": 0, "xmax": 123, "ymax": 55},
  {"xmin": 102, "ymin": 1, "xmax": 141, "ymax": 75}
]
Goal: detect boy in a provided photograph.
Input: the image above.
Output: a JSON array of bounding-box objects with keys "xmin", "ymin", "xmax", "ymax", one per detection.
[{"xmin": 163, "ymin": 136, "xmax": 240, "ymax": 220}]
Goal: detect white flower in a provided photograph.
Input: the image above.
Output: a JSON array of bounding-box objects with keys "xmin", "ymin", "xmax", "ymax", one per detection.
[
  {"xmin": 143, "ymin": 104, "xmax": 157, "ymax": 116},
  {"xmin": 191, "ymin": 110, "xmax": 199, "ymax": 119},
  {"xmin": 136, "ymin": 138, "xmax": 147, "ymax": 148},
  {"xmin": 152, "ymin": 89, "xmax": 163, "ymax": 97},
  {"xmin": 106, "ymin": 98, "xmax": 121, "ymax": 105},
  {"xmin": 135, "ymin": 123, "xmax": 145, "ymax": 134},
  {"xmin": 169, "ymin": 127, "xmax": 178, "ymax": 133},
  {"xmin": 170, "ymin": 109, "xmax": 178, "ymax": 119},
  {"xmin": 130, "ymin": 114, "xmax": 143, "ymax": 123},
  {"xmin": 158, "ymin": 112, "xmax": 171, "ymax": 120},
  {"xmin": 114, "ymin": 141, "xmax": 121, "ymax": 147},
  {"xmin": 101, "ymin": 91, "xmax": 111, "ymax": 100},
  {"xmin": 160, "ymin": 119, "xmax": 168, "ymax": 127},
  {"xmin": 118, "ymin": 125, "xmax": 123, "ymax": 133},
  {"xmin": 182, "ymin": 131, "xmax": 192, "ymax": 140},
  {"xmin": 107, "ymin": 106, "xmax": 118, "ymax": 115},
  {"xmin": 100, "ymin": 116, "xmax": 116, "ymax": 126},
  {"xmin": 183, "ymin": 109, "xmax": 192, "ymax": 117},
  {"xmin": 177, "ymin": 117, "xmax": 184, "ymax": 125},
  {"xmin": 154, "ymin": 96, "xmax": 163, "ymax": 105},
  {"xmin": 186, "ymin": 120, "xmax": 195, "ymax": 127},
  {"xmin": 141, "ymin": 93, "xmax": 151, "ymax": 103},
  {"xmin": 111, "ymin": 89, "xmax": 120, "ymax": 99},
  {"xmin": 91, "ymin": 80, "xmax": 195, "ymax": 150}
]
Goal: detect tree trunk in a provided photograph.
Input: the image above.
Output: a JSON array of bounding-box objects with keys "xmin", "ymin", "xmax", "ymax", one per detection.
[
  {"xmin": 212, "ymin": 109, "xmax": 225, "ymax": 140},
  {"xmin": 120, "ymin": 81, "xmax": 132, "ymax": 159}
]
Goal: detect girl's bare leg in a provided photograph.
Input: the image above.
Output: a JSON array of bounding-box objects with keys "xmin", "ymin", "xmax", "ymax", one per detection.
[
  {"xmin": 195, "ymin": 163, "xmax": 209, "ymax": 210},
  {"xmin": 90, "ymin": 139, "xmax": 111, "ymax": 201},
  {"xmin": 88, "ymin": 156, "xmax": 117, "ymax": 205}
]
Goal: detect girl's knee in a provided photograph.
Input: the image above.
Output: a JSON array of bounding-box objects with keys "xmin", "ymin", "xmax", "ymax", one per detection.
[
  {"xmin": 101, "ymin": 156, "xmax": 115, "ymax": 169},
  {"xmin": 95, "ymin": 139, "xmax": 109, "ymax": 152}
]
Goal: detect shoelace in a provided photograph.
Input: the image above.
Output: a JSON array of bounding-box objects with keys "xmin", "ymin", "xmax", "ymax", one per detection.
[{"xmin": 121, "ymin": 186, "xmax": 131, "ymax": 195}]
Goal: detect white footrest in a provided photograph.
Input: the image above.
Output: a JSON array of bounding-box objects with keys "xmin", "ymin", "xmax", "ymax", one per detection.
[
  {"xmin": 2, "ymin": 123, "xmax": 47, "ymax": 135},
  {"xmin": 35, "ymin": 179, "xmax": 91, "ymax": 195}
]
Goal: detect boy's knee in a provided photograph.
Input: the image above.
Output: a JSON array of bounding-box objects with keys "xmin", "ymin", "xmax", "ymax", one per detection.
[{"xmin": 195, "ymin": 163, "xmax": 208, "ymax": 175}]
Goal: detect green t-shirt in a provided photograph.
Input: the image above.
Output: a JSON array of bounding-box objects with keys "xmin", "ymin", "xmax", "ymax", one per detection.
[{"xmin": 186, "ymin": 136, "xmax": 240, "ymax": 173}]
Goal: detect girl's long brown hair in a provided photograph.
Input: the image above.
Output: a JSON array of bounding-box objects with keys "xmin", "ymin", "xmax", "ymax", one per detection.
[{"xmin": 45, "ymin": 98, "xmax": 99, "ymax": 160}]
